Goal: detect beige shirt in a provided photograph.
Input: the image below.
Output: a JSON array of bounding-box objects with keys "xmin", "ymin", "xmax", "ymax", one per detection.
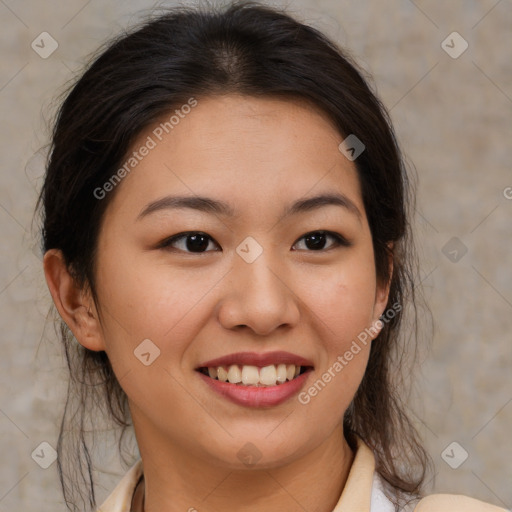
[{"xmin": 96, "ymin": 437, "xmax": 507, "ymax": 512}]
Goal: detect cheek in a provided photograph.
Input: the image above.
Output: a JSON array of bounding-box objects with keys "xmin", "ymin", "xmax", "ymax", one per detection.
[
  {"xmin": 92, "ymin": 254, "xmax": 214, "ymax": 415},
  {"xmin": 94, "ymin": 248, "xmax": 223, "ymax": 357},
  {"xmin": 295, "ymin": 261, "xmax": 375, "ymax": 417},
  {"xmin": 298, "ymin": 254, "xmax": 377, "ymax": 340},
  {"xmin": 293, "ymin": 247, "xmax": 377, "ymax": 405}
]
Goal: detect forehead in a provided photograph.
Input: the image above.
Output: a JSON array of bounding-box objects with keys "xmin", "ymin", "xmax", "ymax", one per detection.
[{"xmin": 103, "ymin": 94, "xmax": 364, "ymax": 223}]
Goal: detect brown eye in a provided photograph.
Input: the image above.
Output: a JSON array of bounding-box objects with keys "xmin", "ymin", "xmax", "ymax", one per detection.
[
  {"xmin": 159, "ymin": 230, "xmax": 350, "ymax": 254},
  {"xmin": 159, "ymin": 232, "xmax": 220, "ymax": 253},
  {"xmin": 292, "ymin": 231, "xmax": 351, "ymax": 251}
]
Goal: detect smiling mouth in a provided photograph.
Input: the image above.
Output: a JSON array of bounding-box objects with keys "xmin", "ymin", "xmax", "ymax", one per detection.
[{"xmin": 196, "ymin": 364, "xmax": 313, "ymax": 387}]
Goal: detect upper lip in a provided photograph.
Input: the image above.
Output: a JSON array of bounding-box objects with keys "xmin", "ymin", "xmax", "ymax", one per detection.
[{"xmin": 196, "ymin": 351, "xmax": 314, "ymax": 369}]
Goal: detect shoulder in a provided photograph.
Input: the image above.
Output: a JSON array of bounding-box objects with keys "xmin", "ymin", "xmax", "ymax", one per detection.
[
  {"xmin": 370, "ymin": 473, "xmax": 418, "ymax": 511},
  {"xmin": 96, "ymin": 458, "xmax": 143, "ymax": 512},
  {"xmin": 371, "ymin": 473, "xmax": 507, "ymax": 512},
  {"xmin": 413, "ymin": 494, "xmax": 509, "ymax": 512},
  {"xmin": 370, "ymin": 473, "xmax": 401, "ymax": 511}
]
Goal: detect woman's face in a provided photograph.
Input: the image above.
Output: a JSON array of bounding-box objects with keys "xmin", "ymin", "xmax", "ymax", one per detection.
[{"xmin": 82, "ymin": 95, "xmax": 390, "ymax": 468}]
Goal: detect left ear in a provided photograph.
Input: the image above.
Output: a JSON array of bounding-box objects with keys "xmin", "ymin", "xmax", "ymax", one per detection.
[{"xmin": 371, "ymin": 242, "xmax": 394, "ymax": 334}]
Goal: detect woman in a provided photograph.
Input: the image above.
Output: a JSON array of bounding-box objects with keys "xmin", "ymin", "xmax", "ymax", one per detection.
[{"xmin": 37, "ymin": 2, "xmax": 506, "ymax": 511}]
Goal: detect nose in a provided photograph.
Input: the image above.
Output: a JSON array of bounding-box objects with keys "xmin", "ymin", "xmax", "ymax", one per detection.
[{"xmin": 216, "ymin": 250, "xmax": 300, "ymax": 336}]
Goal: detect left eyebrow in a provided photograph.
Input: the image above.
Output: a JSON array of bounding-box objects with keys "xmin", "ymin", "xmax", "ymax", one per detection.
[
  {"xmin": 136, "ymin": 192, "xmax": 362, "ymax": 223},
  {"xmin": 282, "ymin": 193, "xmax": 362, "ymax": 222}
]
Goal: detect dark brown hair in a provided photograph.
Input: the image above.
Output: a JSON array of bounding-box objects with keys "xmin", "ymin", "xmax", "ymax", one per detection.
[{"xmin": 36, "ymin": 2, "xmax": 432, "ymax": 511}]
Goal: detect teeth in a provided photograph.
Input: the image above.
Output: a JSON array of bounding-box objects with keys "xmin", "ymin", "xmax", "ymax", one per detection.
[
  {"xmin": 276, "ymin": 364, "xmax": 287, "ymax": 383},
  {"xmin": 204, "ymin": 364, "xmax": 305, "ymax": 386},
  {"xmin": 260, "ymin": 365, "xmax": 277, "ymax": 386},
  {"xmin": 217, "ymin": 367, "xmax": 228, "ymax": 382},
  {"xmin": 241, "ymin": 365, "xmax": 259, "ymax": 385},
  {"xmin": 227, "ymin": 365, "xmax": 242, "ymax": 384}
]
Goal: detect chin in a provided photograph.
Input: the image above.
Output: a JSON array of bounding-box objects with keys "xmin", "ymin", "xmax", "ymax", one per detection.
[{"xmin": 210, "ymin": 436, "xmax": 309, "ymax": 471}]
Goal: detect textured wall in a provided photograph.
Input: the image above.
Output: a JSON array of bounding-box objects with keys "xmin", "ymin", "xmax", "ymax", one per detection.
[{"xmin": 0, "ymin": 0, "xmax": 510, "ymax": 510}]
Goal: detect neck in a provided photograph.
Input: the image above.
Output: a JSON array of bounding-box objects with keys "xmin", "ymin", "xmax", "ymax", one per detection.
[{"xmin": 131, "ymin": 413, "xmax": 355, "ymax": 512}]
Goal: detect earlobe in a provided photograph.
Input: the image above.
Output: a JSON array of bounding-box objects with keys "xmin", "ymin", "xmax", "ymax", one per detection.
[{"xmin": 43, "ymin": 249, "xmax": 106, "ymax": 352}]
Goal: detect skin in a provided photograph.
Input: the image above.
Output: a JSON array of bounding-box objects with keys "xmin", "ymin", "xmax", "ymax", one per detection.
[{"xmin": 44, "ymin": 94, "xmax": 391, "ymax": 512}]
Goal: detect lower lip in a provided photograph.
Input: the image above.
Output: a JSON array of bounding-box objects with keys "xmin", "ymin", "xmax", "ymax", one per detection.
[{"xmin": 197, "ymin": 370, "xmax": 312, "ymax": 408}]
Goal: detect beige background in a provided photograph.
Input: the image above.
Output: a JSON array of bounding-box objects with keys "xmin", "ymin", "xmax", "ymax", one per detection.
[{"xmin": 0, "ymin": 0, "xmax": 511, "ymax": 510}]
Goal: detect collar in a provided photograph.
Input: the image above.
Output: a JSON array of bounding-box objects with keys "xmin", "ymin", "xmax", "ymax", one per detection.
[
  {"xmin": 333, "ymin": 436, "xmax": 376, "ymax": 510},
  {"xmin": 97, "ymin": 436, "xmax": 377, "ymax": 512}
]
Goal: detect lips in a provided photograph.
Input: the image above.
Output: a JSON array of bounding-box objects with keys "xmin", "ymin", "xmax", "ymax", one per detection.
[
  {"xmin": 196, "ymin": 351, "xmax": 314, "ymax": 369},
  {"xmin": 197, "ymin": 368, "xmax": 312, "ymax": 407},
  {"xmin": 194, "ymin": 351, "xmax": 314, "ymax": 407}
]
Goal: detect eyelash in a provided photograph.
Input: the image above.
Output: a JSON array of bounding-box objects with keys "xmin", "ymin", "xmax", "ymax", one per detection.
[{"xmin": 157, "ymin": 230, "xmax": 351, "ymax": 254}]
